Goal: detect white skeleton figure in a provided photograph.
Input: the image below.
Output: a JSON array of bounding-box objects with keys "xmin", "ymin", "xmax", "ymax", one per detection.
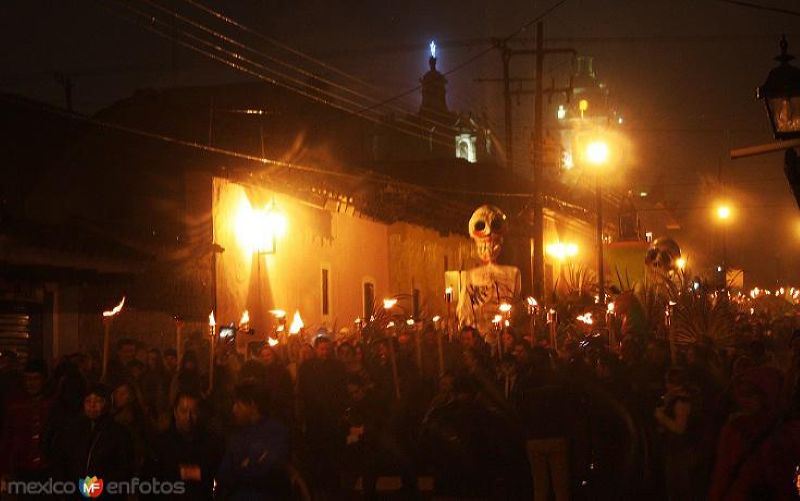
[
  {"xmin": 458, "ymin": 205, "xmax": 521, "ymax": 334},
  {"xmin": 468, "ymin": 205, "xmax": 506, "ymax": 264}
]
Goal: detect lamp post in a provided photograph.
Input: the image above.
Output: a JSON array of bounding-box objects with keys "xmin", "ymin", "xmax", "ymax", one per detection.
[
  {"xmin": 586, "ymin": 140, "xmax": 610, "ymax": 304},
  {"xmin": 715, "ymin": 203, "xmax": 732, "ymax": 289},
  {"xmin": 758, "ymin": 36, "xmax": 800, "ymax": 141}
]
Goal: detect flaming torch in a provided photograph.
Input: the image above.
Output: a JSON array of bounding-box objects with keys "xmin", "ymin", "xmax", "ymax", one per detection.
[
  {"xmin": 432, "ymin": 315, "xmax": 445, "ymax": 376},
  {"xmin": 606, "ymin": 302, "xmax": 617, "ymax": 349},
  {"xmin": 445, "ymin": 287, "xmax": 453, "ymax": 341},
  {"xmin": 174, "ymin": 315, "xmax": 185, "ymax": 366},
  {"xmin": 289, "ymin": 310, "xmax": 304, "ymax": 335},
  {"xmin": 382, "ymin": 298, "xmax": 401, "ymax": 400},
  {"xmin": 102, "ymin": 296, "xmax": 125, "ymax": 381},
  {"xmin": 208, "ymin": 311, "xmax": 216, "ymax": 392},
  {"xmin": 526, "ymin": 297, "xmax": 539, "ymax": 348},
  {"xmin": 270, "ymin": 309, "xmax": 287, "ymax": 347},
  {"xmin": 547, "ymin": 308, "xmax": 558, "ymax": 351}
]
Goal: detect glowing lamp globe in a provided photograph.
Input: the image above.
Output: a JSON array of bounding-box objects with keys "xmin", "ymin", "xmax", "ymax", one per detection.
[{"xmin": 586, "ymin": 141, "xmax": 609, "ymax": 165}]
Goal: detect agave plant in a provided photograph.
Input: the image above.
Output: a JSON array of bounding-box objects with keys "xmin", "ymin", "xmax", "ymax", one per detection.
[{"xmin": 666, "ymin": 272, "xmax": 737, "ymax": 348}]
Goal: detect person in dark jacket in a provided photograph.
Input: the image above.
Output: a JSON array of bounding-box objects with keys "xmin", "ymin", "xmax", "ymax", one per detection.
[
  {"xmin": 52, "ymin": 383, "xmax": 134, "ymax": 499},
  {"xmin": 216, "ymin": 382, "xmax": 291, "ymax": 500},
  {"xmin": 298, "ymin": 336, "xmax": 347, "ymax": 497},
  {"xmin": 0, "ymin": 360, "xmax": 54, "ymax": 484},
  {"xmin": 146, "ymin": 392, "xmax": 223, "ymax": 500}
]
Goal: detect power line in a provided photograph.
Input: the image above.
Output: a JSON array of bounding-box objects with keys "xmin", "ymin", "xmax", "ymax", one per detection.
[
  {"xmin": 140, "ymin": 0, "xmax": 570, "ymax": 171},
  {"xmin": 150, "ymin": 0, "xmax": 463, "ymax": 138},
  {"xmin": 108, "ymin": 0, "xmax": 571, "ymax": 173},
  {"xmin": 713, "ymin": 0, "xmax": 800, "ymax": 17},
  {"xmin": 108, "ymin": 1, "xmax": 461, "ymax": 152}
]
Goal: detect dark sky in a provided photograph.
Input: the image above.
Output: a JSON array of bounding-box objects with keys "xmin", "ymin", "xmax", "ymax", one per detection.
[{"xmin": 1, "ymin": 0, "xmax": 798, "ymax": 285}]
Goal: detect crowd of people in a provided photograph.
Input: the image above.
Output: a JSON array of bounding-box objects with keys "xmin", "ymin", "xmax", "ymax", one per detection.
[{"xmin": 1, "ymin": 312, "xmax": 799, "ymax": 500}]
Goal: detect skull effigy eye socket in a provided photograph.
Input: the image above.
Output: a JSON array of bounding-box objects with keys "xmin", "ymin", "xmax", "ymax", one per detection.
[
  {"xmin": 490, "ymin": 219, "xmax": 503, "ymax": 232},
  {"xmin": 474, "ymin": 220, "xmax": 486, "ymax": 232}
]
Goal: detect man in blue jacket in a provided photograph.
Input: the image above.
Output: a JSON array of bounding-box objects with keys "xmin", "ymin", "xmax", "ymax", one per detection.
[{"xmin": 216, "ymin": 382, "xmax": 290, "ymax": 500}]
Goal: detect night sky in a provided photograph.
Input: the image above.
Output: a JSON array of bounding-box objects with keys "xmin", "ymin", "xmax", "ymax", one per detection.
[{"xmin": 2, "ymin": 0, "xmax": 798, "ymax": 285}]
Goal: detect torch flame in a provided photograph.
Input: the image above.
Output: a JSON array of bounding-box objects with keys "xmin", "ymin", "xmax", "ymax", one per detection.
[
  {"xmin": 499, "ymin": 303, "xmax": 512, "ymax": 313},
  {"xmin": 103, "ymin": 297, "xmax": 126, "ymax": 318},
  {"xmin": 289, "ymin": 310, "xmax": 304, "ymax": 335},
  {"xmin": 430, "ymin": 40, "xmax": 436, "ymax": 59},
  {"xmin": 240, "ymin": 310, "xmax": 250, "ymax": 325},
  {"xmin": 270, "ymin": 309, "xmax": 286, "ymax": 319},
  {"xmin": 383, "ymin": 298, "xmax": 397, "ymax": 309},
  {"xmin": 267, "ymin": 337, "xmax": 279, "ymax": 347},
  {"xmin": 576, "ymin": 312, "xmax": 594, "ymax": 325},
  {"xmin": 526, "ymin": 297, "xmax": 538, "ymax": 307},
  {"xmin": 607, "ymin": 302, "xmax": 615, "ymax": 313},
  {"xmin": 432, "ymin": 315, "xmax": 441, "ymax": 322},
  {"xmin": 209, "ymin": 311, "xmax": 216, "ymax": 327}
]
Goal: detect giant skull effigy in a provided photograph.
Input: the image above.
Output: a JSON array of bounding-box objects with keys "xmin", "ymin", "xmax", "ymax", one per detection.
[{"xmin": 457, "ymin": 205, "xmax": 521, "ymax": 334}]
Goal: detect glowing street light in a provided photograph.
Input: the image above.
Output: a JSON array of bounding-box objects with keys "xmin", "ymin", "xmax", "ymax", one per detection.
[
  {"xmin": 546, "ymin": 242, "xmax": 579, "ymax": 261},
  {"xmin": 586, "ymin": 141, "xmax": 610, "ymax": 165},
  {"xmin": 585, "ymin": 139, "xmax": 610, "ymax": 304},
  {"xmin": 714, "ymin": 203, "xmax": 733, "ymax": 289}
]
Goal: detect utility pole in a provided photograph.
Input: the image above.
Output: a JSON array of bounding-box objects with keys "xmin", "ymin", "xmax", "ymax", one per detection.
[
  {"xmin": 502, "ymin": 51, "xmax": 513, "ymax": 171},
  {"xmin": 485, "ymin": 27, "xmax": 574, "ymax": 301},
  {"xmin": 532, "ymin": 22, "xmax": 545, "ymax": 302},
  {"xmin": 596, "ymin": 174, "xmax": 605, "ymax": 304}
]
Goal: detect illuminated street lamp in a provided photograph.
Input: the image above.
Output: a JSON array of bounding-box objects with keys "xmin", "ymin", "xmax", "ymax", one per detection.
[
  {"xmin": 714, "ymin": 203, "xmax": 733, "ymax": 289},
  {"xmin": 757, "ymin": 36, "xmax": 800, "ymax": 140},
  {"xmin": 586, "ymin": 141, "xmax": 610, "ymax": 165},
  {"xmin": 586, "ymin": 139, "xmax": 609, "ymax": 304}
]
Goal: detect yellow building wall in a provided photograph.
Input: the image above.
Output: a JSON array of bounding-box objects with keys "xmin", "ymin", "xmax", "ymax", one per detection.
[
  {"xmin": 387, "ymin": 223, "xmax": 474, "ymax": 318},
  {"xmin": 213, "ymin": 178, "xmax": 391, "ymax": 342}
]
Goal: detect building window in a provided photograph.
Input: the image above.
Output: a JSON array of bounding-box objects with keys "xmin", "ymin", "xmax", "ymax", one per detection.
[
  {"xmin": 455, "ymin": 133, "xmax": 477, "ymax": 163},
  {"xmin": 363, "ymin": 282, "xmax": 375, "ymax": 318},
  {"xmin": 321, "ymin": 268, "xmax": 330, "ymax": 316}
]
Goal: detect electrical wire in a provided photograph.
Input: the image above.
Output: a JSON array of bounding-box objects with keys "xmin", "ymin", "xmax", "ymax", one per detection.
[
  {"xmin": 135, "ymin": 0, "xmax": 571, "ymax": 171},
  {"xmin": 109, "ymin": 1, "xmax": 461, "ymax": 152},
  {"xmin": 108, "ymin": 0, "xmax": 574, "ymax": 175},
  {"xmin": 713, "ymin": 0, "xmax": 800, "ymax": 17},
  {"xmin": 142, "ymin": 0, "xmax": 463, "ymax": 143}
]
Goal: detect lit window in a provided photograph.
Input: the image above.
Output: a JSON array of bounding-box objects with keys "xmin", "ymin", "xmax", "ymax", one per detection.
[{"xmin": 455, "ymin": 133, "xmax": 477, "ymax": 163}]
